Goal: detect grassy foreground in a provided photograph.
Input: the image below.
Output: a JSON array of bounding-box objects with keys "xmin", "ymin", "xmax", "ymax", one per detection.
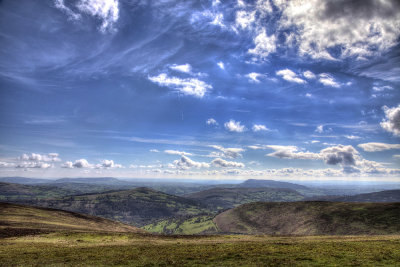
[{"xmin": 1, "ymin": 233, "xmax": 400, "ymax": 266}]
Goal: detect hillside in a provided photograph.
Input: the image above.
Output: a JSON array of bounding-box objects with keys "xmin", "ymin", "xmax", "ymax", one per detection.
[
  {"xmin": 214, "ymin": 201, "xmax": 400, "ymax": 235},
  {"xmin": 238, "ymin": 179, "xmax": 309, "ymax": 190},
  {"xmin": 314, "ymin": 190, "xmax": 400, "ymax": 202},
  {"xmin": 185, "ymin": 187, "xmax": 304, "ymax": 210},
  {"xmin": 0, "ymin": 202, "xmax": 142, "ymax": 237},
  {"xmin": 25, "ymin": 187, "xmax": 210, "ymax": 227},
  {"xmin": 0, "ymin": 182, "xmax": 81, "ymax": 200}
]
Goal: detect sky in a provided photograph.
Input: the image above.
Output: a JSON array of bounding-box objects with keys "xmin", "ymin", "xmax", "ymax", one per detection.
[{"xmin": 0, "ymin": 0, "xmax": 400, "ymax": 181}]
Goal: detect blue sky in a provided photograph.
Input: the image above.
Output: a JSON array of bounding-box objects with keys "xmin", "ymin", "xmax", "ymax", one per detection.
[{"xmin": 0, "ymin": 0, "xmax": 400, "ymax": 181}]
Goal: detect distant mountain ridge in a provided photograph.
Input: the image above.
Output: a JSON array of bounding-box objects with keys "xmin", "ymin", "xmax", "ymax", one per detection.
[
  {"xmin": 309, "ymin": 190, "xmax": 400, "ymax": 203},
  {"xmin": 238, "ymin": 179, "xmax": 309, "ymax": 190}
]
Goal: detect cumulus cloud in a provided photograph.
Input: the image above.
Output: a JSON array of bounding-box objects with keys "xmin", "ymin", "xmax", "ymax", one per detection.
[
  {"xmin": 211, "ymin": 158, "xmax": 245, "ymax": 168},
  {"xmin": 248, "ymin": 29, "xmax": 277, "ymax": 60},
  {"xmin": 303, "ymin": 70, "xmax": 316, "ymax": 79},
  {"xmin": 224, "ymin": 119, "xmax": 246, "ymax": 132},
  {"xmin": 245, "ymin": 72, "xmax": 264, "ymax": 83},
  {"xmin": 148, "ymin": 73, "xmax": 212, "ymax": 98},
  {"xmin": 275, "ymin": 0, "xmax": 400, "ymax": 60},
  {"xmin": 318, "ymin": 73, "xmax": 340, "ymax": 88},
  {"xmin": 276, "ymin": 69, "xmax": 306, "ymax": 84},
  {"xmin": 173, "ymin": 155, "xmax": 209, "ymax": 169},
  {"xmin": 150, "ymin": 149, "xmax": 159, "ymax": 153},
  {"xmin": 55, "ymin": 0, "xmax": 119, "ymax": 32},
  {"xmin": 266, "ymin": 145, "xmax": 321, "ymax": 160},
  {"xmin": 95, "ymin": 159, "xmax": 123, "ymax": 169},
  {"xmin": 380, "ymin": 105, "xmax": 400, "ymax": 136},
  {"xmin": 206, "ymin": 118, "xmax": 218, "ymax": 126},
  {"xmin": 16, "ymin": 162, "xmax": 52, "ymax": 169},
  {"xmin": 209, "ymin": 145, "xmax": 245, "ymax": 159},
  {"xmin": 19, "ymin": 153, "xmax": 61, "ymax": 162},
  {"xmin": 0, "ymin": 162, "xmax": 15, "ymax": 168},
  {"xmin": 62, "ymin": 159, "xmax": 92, "ymax": 168},
  {"xmin": 164, "ymin": 150, "xmax": 193, "ymax": 156},
  {"xmin": 358, "ymin": 142, "xmax": 400, "ymax": 152},
  {"xmin": 321, "ymin": 145, "xmax": 358, "ymax": 166},
  {"xmin": 252, "ymin": 124, "xmax": 269, "ymax": 132}
]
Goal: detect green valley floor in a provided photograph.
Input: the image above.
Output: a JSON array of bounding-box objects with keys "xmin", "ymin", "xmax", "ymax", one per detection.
[{"xmin": 1, "ymin": 233, "xmax": 400, "ymax": 266}]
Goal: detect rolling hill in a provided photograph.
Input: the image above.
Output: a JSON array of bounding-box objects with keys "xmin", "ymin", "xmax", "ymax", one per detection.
[
  {"xmin": 0, "ymin": 202, "xmax": 142, "ymax": 238},
  {"xmin": 0, "ymin": 182, "xmax": 81, "ymax": 200},
  {"xmin": 214, "ymin": 201, "xmax": 400, "ymax": 235},
  {"xmin": 238, "ymin": 179, "xmax": 309, "ymax": 190},
  {"xmin": 185, "ymin": 187, "xmax": 304, "ymax": 210},
  {"xmin": 311, "ymin": 190, "xmax": 400, "ymax": 202},
  {"xmin": 25, "ymin": 187, "xmax": 211, "ymax": 227}
]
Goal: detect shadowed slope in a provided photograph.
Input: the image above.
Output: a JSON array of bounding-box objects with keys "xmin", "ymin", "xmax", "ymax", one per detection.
[
  {"xmin": 0, "ymin": 202, "xmax": 143, "ymax": 237},
  {"xmin": 214, "ymin": 201, "xmax": 400, "ymax": 235}
]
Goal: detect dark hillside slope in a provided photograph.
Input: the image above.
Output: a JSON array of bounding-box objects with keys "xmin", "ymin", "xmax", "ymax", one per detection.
[
  {"xmin": 214, "ymin": 201, "xmax": 400, "ymax": 235},
  {"xmin": 0, "ymin": 202, "xmax": 142, "ymax": 237},
  {"xmin": 26, "ymin": 187, "xmax": 210, "ymax": 227},
  {"xmin": 185, "ymin": 187, "xmax": 304, "ymax": 210}
]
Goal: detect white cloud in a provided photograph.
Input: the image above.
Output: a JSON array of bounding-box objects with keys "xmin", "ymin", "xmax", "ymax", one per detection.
[
  {"xmin": 16, "ymin": 162, "xmax": 52, "ymax": 169},
  {"xmin": 76, "ymin": 0, "xmax": 119, "ymax": 32},
  {"xmin": 248, "ymin": 29, "xmax": 277, "ymax": 60},
  {"xmin": 275, "ymin": 0, "xmax": 400, "ymax": 60},
  {"xmin": 344, "ymin": 135, "xmax": 361, "ymax": 140},
  {"xmin": 148, "ymin": 73, "xmax": 212, "ymax": 98},
  {"xmin": 211, "ymin": 158, "xmax": 245, "ymax": 168},
  {"xmin": 235, "ymin": 10, "xmax": 256, "ymax": 30},
  {"xmin": 266, "ymin": 145, "xmax": 321, "ymax": 160},
  {"xmin": 209, "ymin": 145, "xmax": 245, "ymax": 159},
  {"xmin": 252, "ymin": 124, "xmax": 269, "ymax": 132},
  {"xmin": 164, "ymin": 150, "xmax": 192, "ymax": 156},
  {"xmin": 318, "ymin": 73, "xmax": 340, "ymax": 88},
  {"xmin": 169, "ymin": 64, "xmax": 192, "ymax": 74},
  {"xmin": 55, "ymin": 0, "xmax": 119, "ymax": 32},
  {"xmin": 19, "ymin": 153, "xmax": 61, "ymax": 162},
  {"xmin": 96, "ymin": 159, "xmax": 122, "ymax": 169},
  {"xmin": 173, "ymin": 155, "xmax": 209, "ymax": 169},
  {"xmin": 305, "ymin": 93, "xmax": 312, "ymax": 98},
  {"xmin": 276, "ymin": 69, "xmax": 306, "ymax": 84},
  {"xmin": 150, "ymin": 149, "xmax": 159, "ymax": 153},
  {"xmin": 62, "ymin": 159, "xmax": 92, "ymax": 168},
  {"xmin": 303, "ymin": 70, "xmax": 316, "ymax": 79},
  {"xmin": 358, "ymin": 142, "xmax": 400, "ymax": 152},
  {"xmin": 206, "ymin": 118, "xmax": 218, "ymax": 126},
  {"xmin": 224, "ymin": 119, "xmax": 246, "ymax": 132},
  {"xmin": 217, "ymin": 61, "xmax": 225, "ymax": 70},
  {"xmin": 315, "ymin": 125, "xmax": 324, "ymax": 133},
  {"xmin": 0, "ymin": 162, "xmax": 15, "ymax": 168},
  {"xmin": 245, "ymin": 72, "xmax": 264, "ymax": 83},
  {"xmin": 381, "ymin": 105, "xmax": 400, "ymax": 136},
  {"xmin": 373, "ymin": 85, "xmax": 393, "ymax": 92}
]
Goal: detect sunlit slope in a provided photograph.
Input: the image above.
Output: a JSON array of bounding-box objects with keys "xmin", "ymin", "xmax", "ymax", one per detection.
[
  {"xmin": 214, "ymin": 201, "xmax": 400, "ymax": 235},
  {"xmin": 185, "ymin": 187, "xmax": 304, "ymax": 210},
  {"xmin": 0, "ymin": 202, "xmax": 142, "ymax": 237},
  {"xmin": 29, "ymin": 187, "xmax": 210, "ymax": 227}
]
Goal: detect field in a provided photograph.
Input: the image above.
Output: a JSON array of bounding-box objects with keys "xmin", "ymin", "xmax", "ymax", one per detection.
[{"xmin": 1, "ymin": 233, "xmax": 400, "ymax": 266}]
